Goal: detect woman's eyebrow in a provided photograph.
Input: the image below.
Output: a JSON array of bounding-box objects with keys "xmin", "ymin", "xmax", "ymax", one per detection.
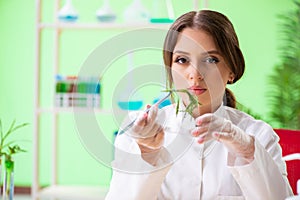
[
  {"xmin": 173, "ymin": 50, "xmax": 190, "ymax": 55},
  {"xmin": 174, "ymin": 50, "xmax": 221, "ymax": 56},
  {"xmin": 202, "ymin": 50, "xmax": 221, "ymax": 55}
]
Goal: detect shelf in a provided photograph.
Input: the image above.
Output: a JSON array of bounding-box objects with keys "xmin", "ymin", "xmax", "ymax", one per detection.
[
  {"xmin": 38, "ymin": 185, "xmax": 108, "ymax": 200},
  {"xmin": 38, "ymin": 22, "xmax": 172, "ymax": 30},
  {"xmin": 33, "ymin": 1, "xmax": 199, "ymax": 200},
  {"xmin": 36, "ymin": 107, "xmax": 112, "ymax": 114}
]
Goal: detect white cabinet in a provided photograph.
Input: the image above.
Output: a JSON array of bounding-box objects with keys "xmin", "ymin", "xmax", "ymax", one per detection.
[{"xmin": 33, "ymin": 0, "xmax": 200, "ymax": 199}]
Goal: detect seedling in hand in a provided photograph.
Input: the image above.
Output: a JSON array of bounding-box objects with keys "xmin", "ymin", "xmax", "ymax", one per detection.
[{"xmin": 162, "ymin": 88, "xmax": 201, "ymax": 116}]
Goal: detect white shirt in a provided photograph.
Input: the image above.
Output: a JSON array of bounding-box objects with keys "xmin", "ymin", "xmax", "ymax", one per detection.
[{"xmin": 105, "ymin": 104, "xmax": 293, "ymax": 200}]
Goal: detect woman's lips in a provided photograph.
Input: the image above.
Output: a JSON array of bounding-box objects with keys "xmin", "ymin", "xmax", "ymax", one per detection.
[{"xmin": 188, "ymin": 87, "xmax": 207, "ymax": 95}]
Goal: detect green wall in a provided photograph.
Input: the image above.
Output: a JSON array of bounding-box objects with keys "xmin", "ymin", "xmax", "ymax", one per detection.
[{"xmin": 0, "ymin": 0, "xmax": 294, "ymax": 187}]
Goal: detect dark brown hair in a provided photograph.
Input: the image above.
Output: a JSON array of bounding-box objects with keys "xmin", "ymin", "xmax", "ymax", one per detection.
[{"xmin": 163, "ymin": 10, "xmax": 245, "ymax": 108}]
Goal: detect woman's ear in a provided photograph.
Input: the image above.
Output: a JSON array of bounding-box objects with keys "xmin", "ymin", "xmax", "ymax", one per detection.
[{"xmin": 228, "ymin": 72, "xmax": 235, "ymax": 83}]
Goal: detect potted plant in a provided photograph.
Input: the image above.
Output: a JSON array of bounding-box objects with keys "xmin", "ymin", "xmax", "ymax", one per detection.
[
  {"xmin": 268, "ymin": 0, "xmax": 300, "ymax": 129},
  {"xmin": 0, "ymin": 119, "xmax": 28, "ymax": 199},
  {"xmin": 267, "ymin": 1, "xmax": 300, "ymax": 195}
]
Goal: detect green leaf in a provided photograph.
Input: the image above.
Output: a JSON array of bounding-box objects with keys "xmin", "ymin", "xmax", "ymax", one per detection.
[
  {"xmin": 2, "ymin": 141, "xmax": 18, "ymax": 149},
  {"xmin": 3, "ymin": 119, "xmax": 16, "ymax": 142},
  {"xmin": 2, "ymin": 122, "xmax": 29, "ymax": 142},
  {"xmin": 176, "ymin": 98, "xmax": 180, "ymax": 115},
  {"xmin": 268, "ymin": 1, "xmax": 300, "ymax": 129},
  {"xmin": 0, "ymin": 120, "xmax": 28, "ymax": 157},
  {"xmin": 162, "ymin": 88, "xmax": 201, "ymax": 116}
]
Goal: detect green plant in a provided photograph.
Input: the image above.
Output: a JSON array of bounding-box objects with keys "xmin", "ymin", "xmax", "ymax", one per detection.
[
  {"xmin": 0, "ymin": 119, "xmax": 28, "ymax": 161},
  {"xmin": 0, "ymin": 119, "xmax": 28, "ymax": 200},
  {"xmin": 162, "ymin": 89, "xmax": 201, "ymax": 116},
  {"xmin": 268, "ymin": 0, "xmax": 300, "ymax": 129}
]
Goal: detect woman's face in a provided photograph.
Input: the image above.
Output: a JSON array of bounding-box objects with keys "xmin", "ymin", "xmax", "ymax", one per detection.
[{"xmin": 171, "ymin": 28, "xmax": 234, "ymax": 114}]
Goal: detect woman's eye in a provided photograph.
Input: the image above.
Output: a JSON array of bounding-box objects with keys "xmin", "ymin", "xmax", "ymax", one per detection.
[
  {"xmin": 175, "ymin": 57, "xmax": 188, "ymax": 64},
  {"xmin": 203, "ymin": 56, "xmax": 219, "ymax": 64}
]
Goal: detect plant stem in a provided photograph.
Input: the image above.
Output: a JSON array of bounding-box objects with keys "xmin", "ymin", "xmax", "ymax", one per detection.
[{"xmin": 162, "ymin": 88, "xmax": 201, "ymax": 116}]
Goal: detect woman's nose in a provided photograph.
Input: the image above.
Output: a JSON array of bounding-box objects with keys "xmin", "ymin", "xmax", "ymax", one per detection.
[{"xmin": 188, "ymin": 66, "xmax": 204, "ymax": 80}]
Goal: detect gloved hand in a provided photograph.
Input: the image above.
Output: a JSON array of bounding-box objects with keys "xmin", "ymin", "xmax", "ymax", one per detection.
[
  {"xmin": 126, "ymin": 105, "xmax": 164, "ymax": 152},
  {"xmin": 191, "ymin": 113, "xmax": 255, "ymax": 162},
  {"xmin": 125, "ymin": 105, "xmax": 165, "ymax": 165}
]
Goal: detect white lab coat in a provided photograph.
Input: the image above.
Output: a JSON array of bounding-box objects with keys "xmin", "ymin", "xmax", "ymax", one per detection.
[{"xmin": 105, "ymin": 104, "xmax": 293, "ymax": 200}]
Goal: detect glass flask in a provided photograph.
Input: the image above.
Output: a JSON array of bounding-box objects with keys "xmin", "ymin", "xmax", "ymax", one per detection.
[{"xmin": 58, "ymin": 0, "xmax": 78, "ymax": 22}]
